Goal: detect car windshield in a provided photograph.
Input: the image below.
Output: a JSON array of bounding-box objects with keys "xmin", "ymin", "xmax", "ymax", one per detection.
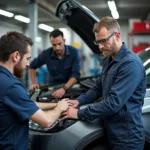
[{"xmin": 138, "ymin": 47, "xmax": 150, "ymax": 87}]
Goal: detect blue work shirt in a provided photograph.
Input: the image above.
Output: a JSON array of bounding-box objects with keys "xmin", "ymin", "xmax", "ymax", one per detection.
[
  {"xmin": 77, "ymin": 43, "xmax": 146, "ymax": 145},
  {"xmin": 30, "ymin": 45, "xmax": 80, "ymax": 85},
  {"xmin": 0, "ymin": 66, "xmax": 39, "ymax": 150}
]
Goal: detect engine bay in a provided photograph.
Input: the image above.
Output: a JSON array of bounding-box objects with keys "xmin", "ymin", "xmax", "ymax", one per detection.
[{"xmin": 28, "ymin": 75, "xmax": 98, "ymax": 133}]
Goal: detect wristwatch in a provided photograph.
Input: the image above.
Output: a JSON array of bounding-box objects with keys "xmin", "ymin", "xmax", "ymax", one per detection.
[{"xmin": 62, "ymin": 85, "xmax": 68, "ymax": 91}]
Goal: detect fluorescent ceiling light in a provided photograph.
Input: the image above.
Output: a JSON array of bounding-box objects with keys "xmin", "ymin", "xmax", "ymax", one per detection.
[
  {"xmin": 14, "ymin": 15, "xmax": 30, "ymax": 23},
  {"xmin": 107, "ymin": 1, "xmax": 119, "ymax": 19},
  {"xmin": 111, "ymin": 10, "xmax": 119, "ymax": 19},
  {"xmin": 38, "ymin": 24, "xmax": 54, "ymax": 32},
  {"xmin": 107, "ymin": 1, "xmax": 117, "ymax": 11},
  {"xmin": 0, "ymin": 9, "xmax": 14, "ymax": 18}
]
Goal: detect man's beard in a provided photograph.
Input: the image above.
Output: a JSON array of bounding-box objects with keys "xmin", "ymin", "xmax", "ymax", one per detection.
[
  {"xmin": 55, "ymin": 49, "xmax": 63, "ymax": 55},
  {"xmin": 102, "ymin": 51, "xmax": 111, "ymax": 57},
  {"xmin": 102, "ymin": 40, "xmax": 117, "ymax": 57},
  {"xmin": 14, "ymin": 63, "xmax": 24, "ymax": 78}
]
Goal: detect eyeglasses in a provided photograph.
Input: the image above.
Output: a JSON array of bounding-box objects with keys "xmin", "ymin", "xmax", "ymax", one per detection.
[{"xmin": 94, "ymin": 32, "xmax": 116, "ymax": 45}]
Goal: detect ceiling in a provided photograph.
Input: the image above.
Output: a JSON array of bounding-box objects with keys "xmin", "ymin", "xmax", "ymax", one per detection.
[{"xmin": 0, "ymin": 0, "xmax": 150, "ymax": 29}]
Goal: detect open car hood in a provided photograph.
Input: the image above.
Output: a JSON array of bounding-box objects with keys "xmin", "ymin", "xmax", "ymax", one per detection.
[{"xmin": 56, "ymin": 0, "xmax": 101, "ymax": 54}]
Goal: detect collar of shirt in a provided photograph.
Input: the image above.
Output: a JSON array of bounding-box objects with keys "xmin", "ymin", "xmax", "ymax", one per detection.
[
  {"xmin": 50, "ymin": 45, "xmax": 71, "ymax": 58},
  {"xmin": 113, "ymin": 42, "xmax": 129, "ymax": 62},
  {"xmin": 0, "ymin": 66, "xmax": 14, "ymax": 78}
]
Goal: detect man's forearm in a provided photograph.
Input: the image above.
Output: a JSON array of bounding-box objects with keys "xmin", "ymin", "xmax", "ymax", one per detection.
[
  {"xmin": 29, "ymin": 69, "xmax": 37, "ymax": 84},
  {"xmin": 36, "ymin": 102, "xmax": 57, "ymax": 110},
  {"xmin": 30, "ymin": 100, "xmax": 68, "ymax": 128},
  {"xmin": 30, "ymin": 108, "xmax": 61, "ymax": 128},
  {"xmin": 65, "ymin": 77, "xmax": 77, "ymax": 89}
]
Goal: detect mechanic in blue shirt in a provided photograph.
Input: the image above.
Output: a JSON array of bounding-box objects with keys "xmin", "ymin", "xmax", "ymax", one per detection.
[
  {"xmin": 29, "ymin": 29, "xmax": 80, "ymax": 99},
  {"xmin": 0, "ymin": 31, "xmax": 68, "ymax": 150},
  {"xmin": 63, "ymin": 17, "xmax": 146, "ymax": 150}
]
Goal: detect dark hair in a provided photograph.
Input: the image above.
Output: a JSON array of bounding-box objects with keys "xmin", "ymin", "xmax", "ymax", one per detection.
[
  {"xmin": 49, "ymin": 29, "xmax": 64, "ymax": 38},
  {"xmin": 93, "ymin": 16, "xmax": 120, "ymax": 33},
  {"xmin": 0, "ymin": 31, "xmax": 33, "ymax": 62}
]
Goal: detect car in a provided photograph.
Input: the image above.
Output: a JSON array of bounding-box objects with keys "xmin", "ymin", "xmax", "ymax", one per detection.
[
  {"xmin": 138, "ymin": 47, "xmax": 150, "ymax": 149},
  {"xmin": 28, "ymin": 0, "xmax": 150, "ymax": 150}
]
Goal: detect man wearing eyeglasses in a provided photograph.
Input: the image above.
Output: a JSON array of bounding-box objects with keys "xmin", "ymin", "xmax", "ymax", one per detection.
[{"xmin": 62, "ymin": 16, "xmax": 146, "ymax": 150}]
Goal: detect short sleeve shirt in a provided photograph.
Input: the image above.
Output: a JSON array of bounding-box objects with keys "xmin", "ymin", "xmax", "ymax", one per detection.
[{"xmin": 0, "ymin": 66, "xmax": 39, "ymax": 150}]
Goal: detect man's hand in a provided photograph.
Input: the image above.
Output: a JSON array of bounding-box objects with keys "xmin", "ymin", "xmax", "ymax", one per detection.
[
  {"xmin": 30, "ymin": 83, "xmax": 40, "ymax": 90},
  {"xmin": 52, "ymin": 88, "xmax": 66, "ymax": 99},
  {"xmin": 61, "ymin": 107, "xmax": 79, "ymax": 120},
  {"xmin": 57, "ymin": 99, "xmax": 69, "ymax": 112},
  {"xmin": 66, "ymin": 99, "xmax": 79, "ymax": 108}
]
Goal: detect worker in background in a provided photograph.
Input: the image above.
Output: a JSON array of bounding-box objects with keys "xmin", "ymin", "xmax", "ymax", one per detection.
[
  {"xmin": 29, "ymin": 29, "xmax": 80, "ymax": 99},
  {"xmin": 0, "ymin": 31, "xmax": 68, "ymax": 150},
  {"xmin": 62, "ymin": 16, "xmax": 146, "ymax": 150}
]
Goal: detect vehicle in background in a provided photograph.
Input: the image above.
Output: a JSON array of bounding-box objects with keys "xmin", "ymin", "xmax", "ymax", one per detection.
[{"xmin": 138, "ymin": 47, "xmax": 150, "ymax": 149}]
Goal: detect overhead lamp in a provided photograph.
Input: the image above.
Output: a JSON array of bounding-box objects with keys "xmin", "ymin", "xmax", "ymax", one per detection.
[
  {"xmin": 111, "ymin": 10, "xmax": 119, "ymax": 19},
  {"xmin": 14, "ymin": 15, "xmax": 30, "ymax": 23},
  {"xmin": 107, "ymin": 1, "xmax": 119, "ymax": 19},
  {"xmin": 107, "ymin": 1, "xmax": 117, "ymax": 11},
  {"xmin": 38, "ymin": 24, "xmax": 54, "ymax": 32},
  {"xmin": 0, "ymin": 9, "xmax": 14, "ymax": 18}
]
